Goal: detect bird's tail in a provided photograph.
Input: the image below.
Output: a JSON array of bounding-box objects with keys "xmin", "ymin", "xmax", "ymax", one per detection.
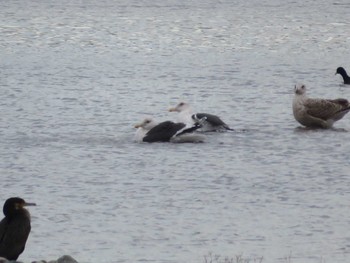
[
  {"xmin": 175, "ymin": 117, "xmax": 206, "ymax": 137},
  {"xmin": 333, "ymin": 106, "xmax": 350, "ymax": 122},
  {"xmin": 176, "ymin": 122, "xmax": 202, "ymax": 136},
  {"xmin": 223, "ymin": 124, "xmax": 235, "ymax": 131},
  {"xmin": 336, "ymin": 106, "xmax": 350, "ymax": 114}
]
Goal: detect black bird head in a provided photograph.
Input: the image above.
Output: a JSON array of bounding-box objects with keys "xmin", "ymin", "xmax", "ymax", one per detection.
[
  {"xmin": 3, "ymin": 197, "xmax": 36, "ymax": 217},
  {"xmin": 336, "ymin": 67, "xmax": 347, "ymax": 76}
]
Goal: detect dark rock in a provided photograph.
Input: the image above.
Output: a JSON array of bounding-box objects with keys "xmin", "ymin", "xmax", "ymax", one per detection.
[
  {"xmin": 32, "ymin": 255, "xmax": 78, "ymax": 263},
  {"xmin": 0, "ymin": 255, "xmax": 78, "ymax": 263},
  {"xmin": 57, "ymin": 256, "xmax": 78, "ymax": 263}
]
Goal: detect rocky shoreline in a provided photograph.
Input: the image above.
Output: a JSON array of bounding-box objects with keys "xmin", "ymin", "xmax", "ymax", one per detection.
[{"xmin": 0, "ymin": 255, "xmax": 78, "ymax": 263}]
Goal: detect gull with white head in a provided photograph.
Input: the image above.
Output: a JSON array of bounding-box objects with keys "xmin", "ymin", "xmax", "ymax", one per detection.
[
  {"xmin": 134, "ymin": 117, "xmax": 158, "ymax": 142},
  {"xmin": 292, "ymin": 83, "xmax": 350, "ymax": 128}
]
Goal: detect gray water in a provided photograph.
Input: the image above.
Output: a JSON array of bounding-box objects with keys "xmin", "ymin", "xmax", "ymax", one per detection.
[{"xmin": 1, "ymin": 1, "xmax": 350, "ymax": 262}]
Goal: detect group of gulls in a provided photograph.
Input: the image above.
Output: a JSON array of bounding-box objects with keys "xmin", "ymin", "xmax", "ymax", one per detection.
[
  {"xmin": 134, "ymin": 102, "xmax": 234, "ymax": 143},
  {"xmin": 135, "ymin": 67, "xmax": 350, "ymax": 143}
]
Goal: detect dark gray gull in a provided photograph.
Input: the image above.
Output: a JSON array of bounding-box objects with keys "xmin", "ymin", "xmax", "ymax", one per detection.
[
  {"xmin": 134, "ymin": 117, "xmax": 205, "ymax": 143},
  {"xmin": 335, "ymin": 67, "xmax": 350, "ymax": 85},
  {"xmin": 168, "ymin": 102, "xmax": 234, "ymax": 132},
  {"xmin": 292, "ymin": 83, "xmax": 350, "ymax": 128}
]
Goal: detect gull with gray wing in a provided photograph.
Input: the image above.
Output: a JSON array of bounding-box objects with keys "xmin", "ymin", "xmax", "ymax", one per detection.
[{"xmin": 169, "ymin": 102, "xmax": 234, "ymax": 132}]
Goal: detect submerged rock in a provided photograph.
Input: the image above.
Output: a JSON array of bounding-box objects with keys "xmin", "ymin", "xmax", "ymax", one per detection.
[
  {"xmin": 56, "ymin": 256, "xmax": 78, "ymax": 263},
  {"xmin": 0, "ymin": 259, "xmax": 22, "ymax": 263},
  {"xmin": 32, "ymin": 255, "xmax": 78, "ymax": 263},
  {"xmin": 0, "ymin": 255, "xmax": 78, "ymax": 263}
]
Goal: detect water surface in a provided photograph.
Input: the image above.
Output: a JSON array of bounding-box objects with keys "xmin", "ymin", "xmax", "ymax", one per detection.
[{"xmin": 1, "ymin": 1, "xmax": 350, "ymax": 262}]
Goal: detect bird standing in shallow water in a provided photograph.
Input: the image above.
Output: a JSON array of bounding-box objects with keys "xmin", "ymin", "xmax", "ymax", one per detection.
[
  {"xmin": 335, "ymin": 67, "xmax": 350, "ymax": 85},
  {"xmin": 0, "ymin": 197, "xmax": 36, "ymax": 260},
  {"xmin": 292, "ymin": 84, "xmax": 350, "ymax": 128}
]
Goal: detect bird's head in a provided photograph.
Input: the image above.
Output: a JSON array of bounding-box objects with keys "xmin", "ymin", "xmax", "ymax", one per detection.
[
  {"xmin": 336, "ymin": 67, "xmax": 346, "ymax": 76},
  {"xmin": 3, "ymin": 197, "xmax": 36, "ymax": 217},
  {"xmin": 134, "ymin": 117, "xmax": 157, "ymax": 130},
  {"xmin": 294, "ymin": 84, "xmax": 306, "ymax": 95}
]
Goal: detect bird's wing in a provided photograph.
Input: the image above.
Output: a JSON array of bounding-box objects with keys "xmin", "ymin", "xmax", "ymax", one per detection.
[
  {"xmin": 0, "ymin": 218, "xmax": 8, "ymax": 244},
  {"xmin": 304, "ymin": 98, "xmax": 346, "ymax": 120},
  {"xmin": 327, "ymin": 98, "xmax": 349, "ymax": 107},
  {"xmin": 194, "ymin": 113, "xmax": 226, "ymax": 126},
  {"xmin": 174, "ymin": 122, "xmax": 202, "ymax": 137},
  {"xmin": 143, "ymin": 121, "xmax": 185, "ymax": 142},
  {"xmin": 194, "ymin": 113, "xmax": 233, "ymax": 130},
  {"xmin": 0, "ymin": 217, "xmax": 31, "ymax": 260}
]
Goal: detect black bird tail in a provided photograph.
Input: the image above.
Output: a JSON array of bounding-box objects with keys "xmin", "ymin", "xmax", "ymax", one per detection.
[
  {"xmin": 223, "ymin": 124, "xmax": 235, "ymax": 131},
  {"xmin": 176, "ymin": 122, "xmax": 202, "ymax": 137}
]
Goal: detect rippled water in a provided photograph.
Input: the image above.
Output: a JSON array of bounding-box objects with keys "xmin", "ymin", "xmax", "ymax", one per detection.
[{"xmin": 1, "ymin": 1, "xmax": 350, "ymax": 262}]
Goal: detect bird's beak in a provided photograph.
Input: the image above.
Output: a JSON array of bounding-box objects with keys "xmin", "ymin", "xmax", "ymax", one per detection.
[
  {"xmin": 134, "ymin": 123, "xmax": 141, "ymax": 128},
  {"xmin": 168, "ymin": 107, "xmax": 176, "ymax": 112},
  {"xmin": 24, "ymin": 202, "xmax": 36, "ymax": 207}
]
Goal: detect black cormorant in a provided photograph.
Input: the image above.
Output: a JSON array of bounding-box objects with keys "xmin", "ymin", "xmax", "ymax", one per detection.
[
  {"xmin": 0, "ymin": 197, "xmax": 36, "ymax": 260},
  {"xmin": 336, "ymin": 67, "xmax": 350, "ymax": 84}
]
